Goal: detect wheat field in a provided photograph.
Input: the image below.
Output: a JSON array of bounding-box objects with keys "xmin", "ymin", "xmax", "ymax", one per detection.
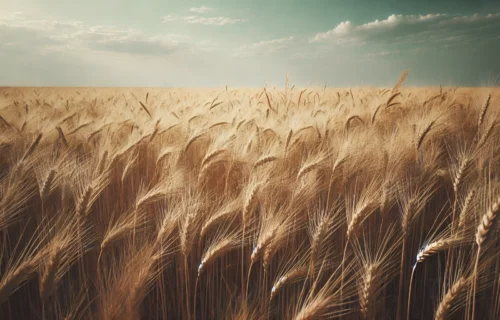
[{"xmin": 0, "ymin": 75, "xmax": 499, "ymax": 319}]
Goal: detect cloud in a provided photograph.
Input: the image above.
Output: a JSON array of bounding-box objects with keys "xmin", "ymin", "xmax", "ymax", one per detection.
[
  {"xmin": 189, "ymin": 6, "xmax": 213, "ymax": 14},
  {"xmin": 447, "ymin": 12, "xmax": 500, "ymax": 24},
  {"xmin": 183, "ymin": 16, "xmax": 244, "ymax": 25},
  {"xmin": 362, "ymin": 50, "xmax": 402, "ymax": 60},
  {"xmin": 311, "ymin": 12, "xmax": 500, "ymax": 46},
  {"xmin": 0, "ymin": 11, "xmax": 197, "ymax": 56},
  {"xmin": 161, "ymin": 14, "xmax": 179, "ymax": 22},
  {"xmin": 357, "ymin": 13, "xmax": 445, "ymax": 31},
  {"xmin": 162, "ymin": 14, "xmax": 244, "ymax": 25},
  {"xmin": 235, "ymin": 36, "xmax": 296, "ymax": 57}
]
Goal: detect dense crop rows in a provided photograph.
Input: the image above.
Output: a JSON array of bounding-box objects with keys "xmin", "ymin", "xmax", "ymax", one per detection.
[{"xmin": 0, "ymin": 76, "xmax": 499, "ymax": 319}]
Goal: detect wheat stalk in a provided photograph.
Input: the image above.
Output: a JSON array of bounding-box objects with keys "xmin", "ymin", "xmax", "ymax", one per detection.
[
  {"xmin": 56, "ymin": 126, "xmax": 68, "ymax": 147},
  {"xmin": 76, "ymin": 186, "xmax": 93, "ymax": 217},
  {"xmin": 184, "ymin": 132, "xmax": 206, "ymax": 154},
  {"xmin": 270, "ymin": 265, "xmax": 309, "ymax": 301},
  {"xmin": 139, "ymin": 101, "xmax": 152, "ymax": 118},
  {"xmin": 253, "ymin": 155, "xmax": 278, "ymax": 170},
  {"xmin": 477, "ymin": 121, "xmax": 495, "ymax": 149},
  {"xmin": 435, "ymin": 276, "xmax": 470, "ymax": 320},
  {"xmin": 97, "ymin": 150, "xmax": 109, "ymax": 175},
  {"xmin": 198, "ymin": 236, "xmax": 239, "ymax": 275},
  {"xmin": 294, "ymin": 294, "xmax": 330, "ymax": 320},
  {"xmin": 39, "ymin": 246, "xmax": 63, "ymax": 301},
  {"xmin": 310, "ymin": 215, "xmax": 331, "ymax": 265},
  {"xmin": 201, "ymin": 205, "xmax": 240, "ymax": 238},
  {"xmin": 345, "ymin": 115, "xmax": 364, "ymax": 130},
  {"xmin": 40, "ymin": 169, "xmax": 56, "ymax": 200},
  {"xmin": 453, "ymin": 157, "xmax": 471, "ymax": 195},
  {"xmin": 415, "ymin": 238, "xmax": 459, "ymax": 265},
  {"xmin": 475, "ymin": 196, "xmax": 500, "ymax": 246},
  {"xmin": 477, "ymin": 94, "xmax": 491, "ymax": 128},
  {"xmin": 417, "ymin": 121, "xmax": 435, "ymax": 150},
  {"xmin": 392, "ymin": 69, "xmax": 409, "ymax": 93},
  {"xmin": 284, "ymin": 129, "xmax": 293, "ymax": 154},
  {"xmin": 371, "ymin": 104, "xmax": 384, "ymax": 124},
  {"xmin": 21, "ymin": 133, "xmax": 42, "ymax": 162},
  {"xmin": 242, "ymin": 182, "xmax": 261, "ymax": 224},
  {"xmin": 0, "ymin": 251, "xmax": 45, "ymax": 303},
  {"xmin": 472, "ymin": 196, "xmax": 500, "ymax": 319},
  {"xmin": 200, "ymin": 149, "xmax": 227, "ymax": 169},
  {"xmin": 297, "ymin": 159, "xmax": 323, "ymax": 180},
  {"xmin": 459, "ymin": 189, "xmax": 476, "ymax": 229},
  {"xmin": 360, "ymin": 263, "xmax": 378, "ymax": 318}
]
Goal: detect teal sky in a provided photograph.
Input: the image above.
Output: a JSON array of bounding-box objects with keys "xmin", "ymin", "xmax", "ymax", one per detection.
[{"xmin": 1, "ymin": 0, "xmax": 499, "ymax": 87}]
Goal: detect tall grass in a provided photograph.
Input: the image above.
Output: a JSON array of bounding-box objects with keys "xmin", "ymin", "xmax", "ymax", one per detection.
[{"xmin": 0, "ymin": 80, "xmax": 499, "ymax": 319}]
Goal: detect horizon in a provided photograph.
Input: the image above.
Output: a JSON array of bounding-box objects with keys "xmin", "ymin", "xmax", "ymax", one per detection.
[{"xmin": 1, "ymin": 85, "xmax": 498, "ymax": 89}]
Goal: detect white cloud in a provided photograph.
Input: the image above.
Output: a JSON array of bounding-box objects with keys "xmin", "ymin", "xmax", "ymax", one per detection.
[
  {"xmin": 357, "ymin": 13, "xmax": 445, "ymax": 31},
  {"xmin": 161, "ymin": 14, "xmax": 178, "ymax": 22},
  {"xmin": 332, "ymin": 21, "xmax": 353, "ymax": 34},
  {"xmin": 0, "ymin": 11, "xmax": 200, "ymax": 56},
  {"xmin": 162, "ymin": 14, "xmax": 244, "ymax": 25},
  {"xmin": 362, "ymin": 50, "xmax": 401, "ymax": 59},
  {"xmin": 311, "ymin": 12, "xmax": 500, "ymax": 45},
  {"xmin": 375, "ymin": 50, "xmax": 400, "ymax": 56},
  {"xmin": 235, "ymin": 36, "xmax": 296, "ymax": 57},
  {"xmin": 312, "ymin": 21, "xmax": 352, "ymax": 42},
  {"xmin": 447, "ymin": 12, "xmax": 500, "ymax": 24},
  {"xmin": 189, "ymin": 6, "xmax": 213, "ymax": 14},
  {"xmin": 184, "ymin": 16, "xmax": 244, "ymax": 25}
]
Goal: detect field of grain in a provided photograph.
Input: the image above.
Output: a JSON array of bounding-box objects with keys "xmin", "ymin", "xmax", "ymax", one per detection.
[{"xmin": 0, "ymin": 76, "xmax": 499, "ymax": 319}]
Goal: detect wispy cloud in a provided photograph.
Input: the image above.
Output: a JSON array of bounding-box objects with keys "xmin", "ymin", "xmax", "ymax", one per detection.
[
  {"xmin": 162, "ymin": 14, "xmax": 244, "ymax": 25},
  {"xmin": 184, "ymin": 16, "xmax": 244, "ymax": 25},
  {"xmin": 361, "ymin": 50, "xmax": 402, "ymax": 60},
  {"xmin": 0, "ymin": 11, "xmax": 201, "ymax": 56},
  {"xmin": 189, "ymin": 6, "xmax": 213, "ymax": 14},
  {"xmin": 235, "ymin": 36, "xmax": 296, "ymax": 57},
  {"xmin": 311, "ymin": 12, "xmax": 500, "ymax": 45}
]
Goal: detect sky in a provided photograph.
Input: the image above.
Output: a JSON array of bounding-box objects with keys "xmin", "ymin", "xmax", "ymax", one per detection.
[{"xmin": 1, "ymin": 0, "xmax": 500, "ymax": 87}]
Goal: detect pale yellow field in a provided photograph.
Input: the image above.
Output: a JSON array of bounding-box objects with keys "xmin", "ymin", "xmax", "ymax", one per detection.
[{"xmin": 0, "ymin": 82, "xmax": 499, "ymax": 319}]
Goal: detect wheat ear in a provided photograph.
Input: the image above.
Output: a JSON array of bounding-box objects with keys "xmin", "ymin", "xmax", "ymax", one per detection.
[
  {"xmin": 198, "ymin": 236, "xmax": 239, "ymax": 275},
  {"xmin": 310, "ymin": 216, "xmax": 331, "ymax": 266},
  {"xmin": 415, "ymin": 238, "xmax": 459, "ymax": 265},
  {"xmin": 270, "ymin": 266, "xmax": 309, "ymax": 301},
  {"xmin": 0, "ymin": 254, "xmax": 44, "ymax": 303},
  {"xmin": 476, "ymin": 196, "xmax": 500, "ymax": 246},
  {"xmin": 453, "ymin": 157, "xmax": 471, "ymax": 195},
  {"xmin": 477, "ymin": 94, "xmax": 491, "ymax": 128},
  {"xmin": 294, "ymin": 295, "xmax": 330, "ymax": 320},
  {"xmin": 417, "ymin": 121, "xmax": 435, "ymax": 150},
  {"xmin": 360, "ymin": 264, "xmax": 378, "ymax": 319},
  {"xmin": 56, "ymin": 126, "xmax": 68, "ymax": 147},
  {"xmin": 285, "ymin": 129, "xmax": 293, "ymax": 154},
  {"xmin": 201, "ymin": 207, "xmax": 239, "ymax": 238},
  {"xmin": 184, "ymin": 132, "xmax": 206, "ymax": 154},
  {"xmin": 21, "ymin": 133, "xmax": 42, "ymax": 162},
  {"xmin": 39, "ymin": 247, "xmax": 62, "ymax": 301},
  {"xmin": 371, "ymin": 104, "xmax": 383, "ymax": 124},
  {"xmin": 458, "ymin": 189, "xmax": 476, "ymax": 229},
  {"xmin": 40, "ymin": 169, "xmax": 56, "ymax": 200},
  {"xmin": 472, "ymin": 196, "xmax": 500, "ymax": 320},
  {"xmin": 253, "ymin": 156, "xmax": 278, "ymax": 170},
  {"xmin": 76, "ymin": 186, "xmax": 93, "ymax": 217},
  {"xmin": 435, "ymin": 276, "xmax": 470, "ymax": 320},
  {"xmin": 297, "ymin": 160, "xmax": 323, "ymax": 180},
  {"xmin": 200, "ymin": 149, "xmax": 227, "ymax": 169},
  {"xmin": 139, "ymin": 101, "xmax": 152, "ymax": 118}
]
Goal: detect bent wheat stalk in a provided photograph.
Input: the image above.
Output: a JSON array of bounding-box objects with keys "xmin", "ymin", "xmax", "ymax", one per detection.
[{"xmin": 472, "ymin": 196, "xmax": 500, "ymax": 320}]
